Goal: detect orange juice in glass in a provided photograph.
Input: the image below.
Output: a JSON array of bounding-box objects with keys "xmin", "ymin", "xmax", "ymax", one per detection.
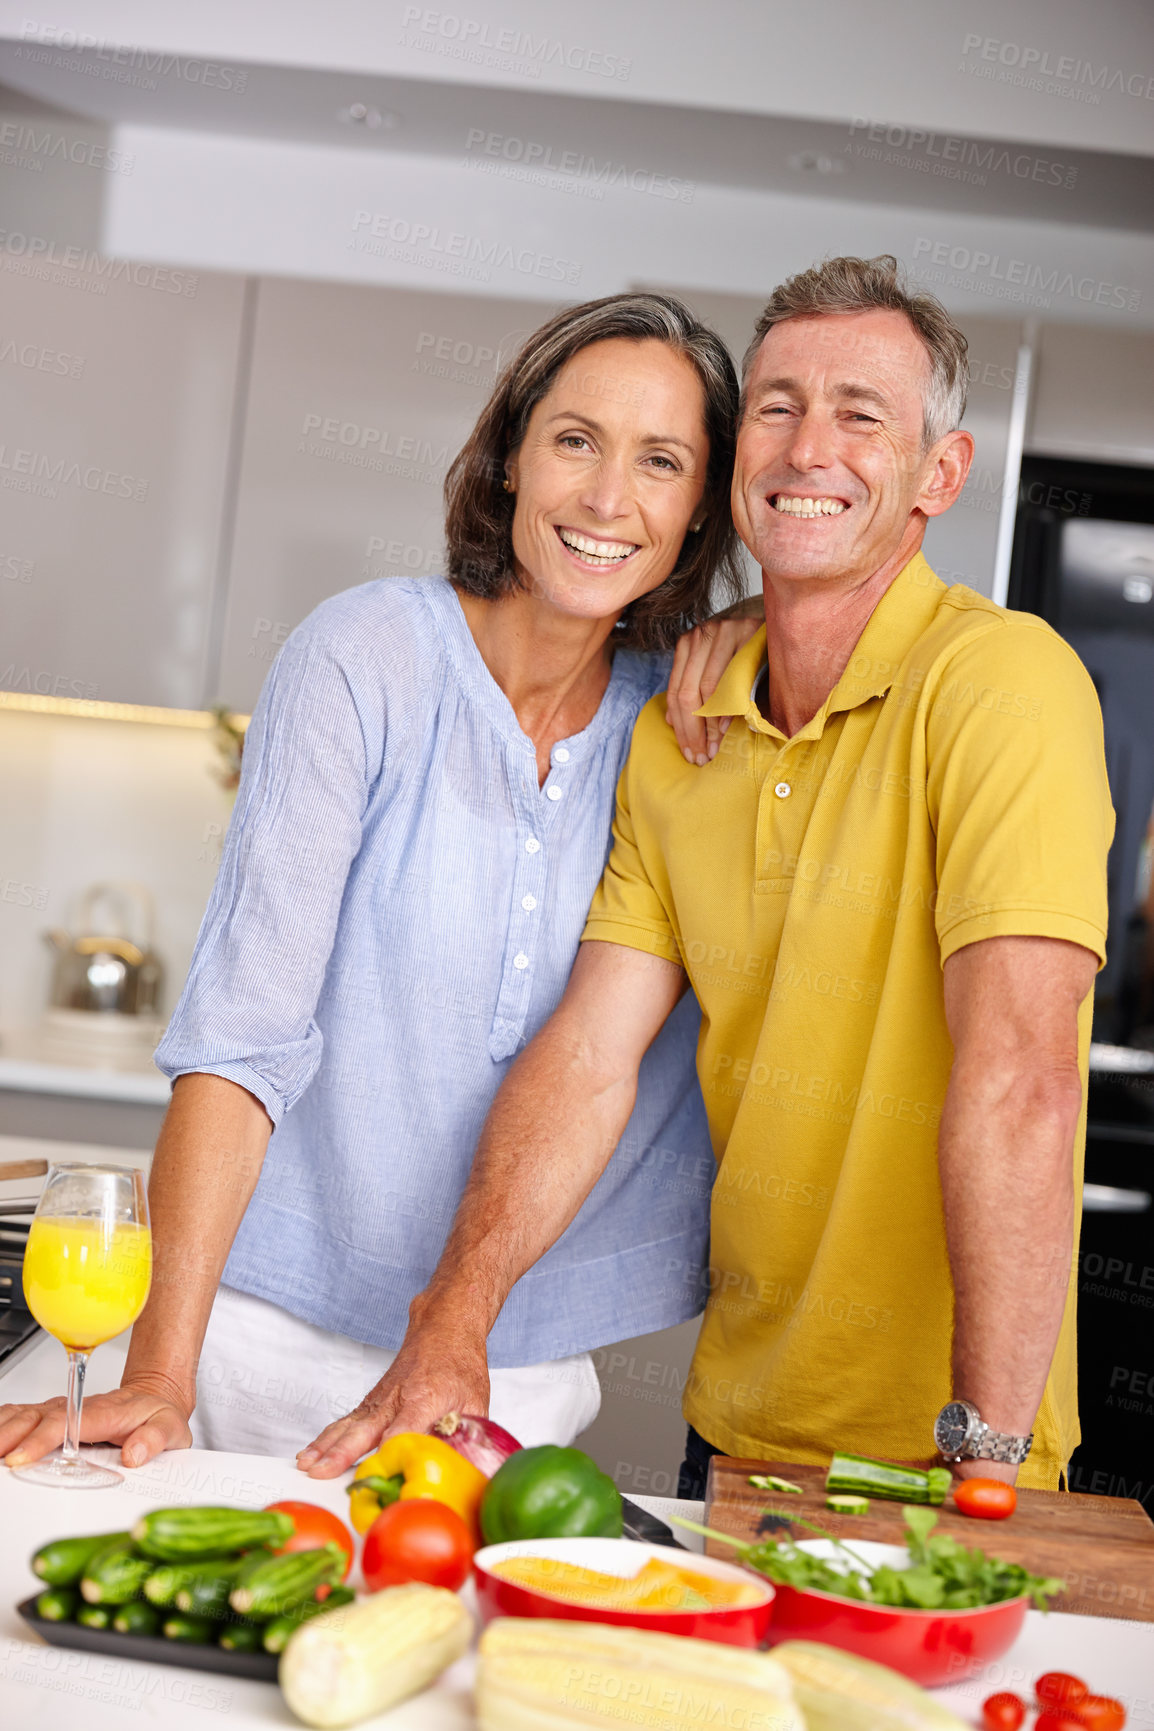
[{"xmin": 16, "ymin": 1164, "xmax": 151, "ymax": 1488}]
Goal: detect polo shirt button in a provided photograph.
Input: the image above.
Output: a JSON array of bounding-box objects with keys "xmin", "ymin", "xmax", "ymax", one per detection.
[
  {"xmin": 546, "ymin": 786, "xmax": 563, "ymax": 801},
  {"xmin": 513, "ymin": 953, "xmax": 529, "ymax": 970},
  {"xmin": 554, "ymin": 747, "xmax": 570, "ymax": 763},
  {"xmin": 525, "ymin": 837, "xmax": 541, "ymax": 853},
  {"xmin": 522, "ymin": 894, "xmax": 537, "ymax": 911},
  {"xmin": 775, "ymin": 781, "xmax": 792, "ymax": 799}
]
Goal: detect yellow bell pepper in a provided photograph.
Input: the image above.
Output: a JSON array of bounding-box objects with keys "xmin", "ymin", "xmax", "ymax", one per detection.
[{"xmin": 347, "ymin": 1433, "xmax": 488, "ymax": 1539}]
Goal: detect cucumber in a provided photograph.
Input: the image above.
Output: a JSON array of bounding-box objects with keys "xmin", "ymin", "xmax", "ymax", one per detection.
[
  {"xmin": 113, "ymin": 1601, "xmax": 161, "ymax": 1637},
  {"xmin": 133, "ymin": 1506, "xmax": 294, "ymax": 1561},
  {"xmin": 163, "ymin": 1613, "xmax": 216, "ymax": 1643},
  {"xmin": 826, "ymin": 1453, "xmax": 952, "ymax": 1506},
  {"xmin": 826, "ymin": 1494, "xmax": 871, "ymax": 1515},
  {"xmin": 175, "ymin": 1558, "xmax": 251, "ymax": 1621},
  {"xmin": 230, "ymin": 1545, "xmax": 345, "ymax": 1618},
  {"xmin": 77, "ymin": 1604, "xmax": 114, "ymax": 1630},
  {"xmin": 143, "ymin": 1557, "xmax": 235, "ymax": 1606},
  {"xmin": 80, "ymin": 1540, "xmax": 154, "ymax": 1605},
  {"xmin": 219, "ymin": 1621, "xmax": 264, "ymax": 1653},
  {"xmin": 32, "ymin": 1532, "xmax": 131, "ymax": 1587},
  {"xmin": 35, "ymin": 1587, "xmax": 81, "ymax": 1623},
  {"xmin": 262, "ymin": 1586, "xmax": 356, "ymax": 1653}
]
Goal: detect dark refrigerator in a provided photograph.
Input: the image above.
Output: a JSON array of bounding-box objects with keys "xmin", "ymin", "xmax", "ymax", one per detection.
[{"xmin": 1011, "ymin": 459, "xmax": 1154, "ymax": 1513}]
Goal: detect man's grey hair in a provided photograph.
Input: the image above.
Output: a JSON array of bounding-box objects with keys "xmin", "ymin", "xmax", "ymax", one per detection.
[{"xmin": 741, "ymin": 254, "xmax": 969, "ymax": 448}]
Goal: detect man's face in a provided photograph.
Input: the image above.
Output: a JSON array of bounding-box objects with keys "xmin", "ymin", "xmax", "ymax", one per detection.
[{"xmin": 733, "ymin": 309, "xmax": 942, "ymax": 588}]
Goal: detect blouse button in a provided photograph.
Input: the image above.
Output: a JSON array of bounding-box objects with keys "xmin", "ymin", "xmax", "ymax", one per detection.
[
  {"xmin": 774, "ymin": 782, "xmax": 792, "ymax": 799},
  {"xmin": 513, "ymin": 953, "xmax": 529, "ymax": 970},
  {"xmin": 525, "ymin": 837, "xmax": 541, "ymax": 853},
  {"xmin": 554, "ymin": 747, "xmax": 570, "ymax": 763},
  {"xmin": 546, "ymin": 786, "xmax": 563, "ymax": 801},
  {"xmin": 522, "ymin": 895, "xmax": 537, "ymax": 911}
]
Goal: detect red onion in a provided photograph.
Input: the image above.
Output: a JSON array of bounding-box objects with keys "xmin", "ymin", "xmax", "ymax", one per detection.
[{"xmin": 431, "ymin": 1411, "xmax": 521, "ymax": 1476}]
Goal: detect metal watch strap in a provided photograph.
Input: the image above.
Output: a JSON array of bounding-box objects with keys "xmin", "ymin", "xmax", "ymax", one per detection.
[{"xmin": 973, "ymin": 1425, "xmax": 1034, "ymax": 1465}]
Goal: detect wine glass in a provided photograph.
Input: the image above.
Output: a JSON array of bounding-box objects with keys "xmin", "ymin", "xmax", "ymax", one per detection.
[{"xmin": 15, "ymin": 1163, "xmax": 152, "ymax": 1489}]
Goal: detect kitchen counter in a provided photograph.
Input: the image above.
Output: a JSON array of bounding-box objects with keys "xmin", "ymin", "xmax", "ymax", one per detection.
[{"xmin": 2, "ymin": 1332, "xmax": 1152, "ymax": 1731}]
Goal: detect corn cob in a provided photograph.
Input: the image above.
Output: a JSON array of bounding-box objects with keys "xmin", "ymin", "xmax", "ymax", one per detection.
[
  {"xmin": 278, "ymin": 1583, "xmax": 472, "ymax": 1729},
  {"xmin": 475, "ymin": 1617, "xmax": 803, "ymax": 1731},
  {"xmin": 772, "ymin": 1641, "xmax": 971, "ymax": 1730}
]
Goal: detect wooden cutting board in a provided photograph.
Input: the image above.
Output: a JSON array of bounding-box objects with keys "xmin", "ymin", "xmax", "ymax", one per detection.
[{"xmin": 704, "ymin": 1457, "xmax": 1154, "ymax": 1623}]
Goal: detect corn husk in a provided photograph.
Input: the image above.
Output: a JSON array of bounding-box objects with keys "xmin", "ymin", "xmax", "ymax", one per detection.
[{"xmin": 476, "ymin": 1616, "xmax": 803, "ymax": 1731}]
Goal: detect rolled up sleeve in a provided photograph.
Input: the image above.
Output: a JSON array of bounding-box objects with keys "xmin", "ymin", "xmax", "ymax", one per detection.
[{"xmin": 155, "ymin": 625, "xmax": 378, "ymax": 1121}]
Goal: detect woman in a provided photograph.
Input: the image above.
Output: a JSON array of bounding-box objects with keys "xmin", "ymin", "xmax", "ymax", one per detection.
[{"xmin": 0, "ymin": 293, "xmax": 755, "ymax": 1471}]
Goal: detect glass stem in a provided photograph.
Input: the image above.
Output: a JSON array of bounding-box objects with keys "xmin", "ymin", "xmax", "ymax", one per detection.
[{"xmin": 63, "ymin": 1350, "xmax": 88, "ymax": 1464}]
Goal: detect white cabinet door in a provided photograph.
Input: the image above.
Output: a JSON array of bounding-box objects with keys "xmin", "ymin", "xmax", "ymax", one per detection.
[
  {"xmin": 214, "ymin": 278, "xmax": 556, "ymax": 711},
  {"xmin": 0, "ymin": 258, "xmax": 245, "ymax": 708},
  {"xmin": 1028, "ymin": 322, "xmax": 1154, "ymax": 467}
]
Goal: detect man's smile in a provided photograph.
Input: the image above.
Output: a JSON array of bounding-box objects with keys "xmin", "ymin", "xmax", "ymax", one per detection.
[{"xmin": 770, "ymin": 493, "xmax": 850, "ymax": 517}]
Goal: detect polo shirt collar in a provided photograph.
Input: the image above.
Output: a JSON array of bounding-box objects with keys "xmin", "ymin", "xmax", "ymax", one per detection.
[{"xmin": 697, "ymin": 552, "xmax": 946, "ymax": 735}]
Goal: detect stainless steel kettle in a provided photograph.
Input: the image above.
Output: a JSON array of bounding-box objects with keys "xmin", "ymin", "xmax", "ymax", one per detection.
[{"xmin": 43, "ymin": 881, "xmax": 163, "ymax": 1016}]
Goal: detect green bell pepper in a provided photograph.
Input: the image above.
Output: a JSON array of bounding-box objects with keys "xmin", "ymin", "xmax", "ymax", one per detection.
[{"xmin": 480, "ymin": 1445, "xmax": 623, "ymax": 1544}]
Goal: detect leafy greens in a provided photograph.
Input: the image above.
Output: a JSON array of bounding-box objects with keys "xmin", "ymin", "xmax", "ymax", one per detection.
[{"xmin": 674, "ymin": 1505, "xmax": 1064, "ymax": 1612}]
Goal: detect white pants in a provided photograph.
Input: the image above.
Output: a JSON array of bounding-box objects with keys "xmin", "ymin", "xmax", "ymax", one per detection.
[{"xmin": 189, "ymin": 1286, "xmax": 602, "ymax": 1457}]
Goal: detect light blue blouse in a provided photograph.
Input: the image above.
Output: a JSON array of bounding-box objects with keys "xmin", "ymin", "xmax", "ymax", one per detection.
[{"xmin": 155, "ymin": 578, "xmax": 714, "ymax": 1365}]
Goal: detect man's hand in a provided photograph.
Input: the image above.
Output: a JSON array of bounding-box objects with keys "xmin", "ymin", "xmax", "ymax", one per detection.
[
  {"xmin": 667, "ymin": 597, "xmax": 762, "ymax": 764},
  {"xmin": 297, "ymin": 1306, "xmax": 489, "ymax": 1477},
  {"xmin": 1, "ymin": 1377, "xmax": 193, "ymax": 1471}
]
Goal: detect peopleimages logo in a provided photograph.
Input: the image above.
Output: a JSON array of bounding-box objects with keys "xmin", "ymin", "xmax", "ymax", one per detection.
[
  {"xmin": 464, "ymin": 129, "xmax": 694, "ymax": 203},
  {"xmin": 16, "ymin": 23, "xmax": 248, "ymax": 92},
  {"xmin": 349, "ymin": 211, "xmax": 581, "ymax": 287},
  {"xmin": 398, "ymin": 7, "xmax": 631, "ymax": 81},
  {"xmin": 911, "ymin": 238, "xmax": 1141, "ymax": 313},
  {"xmin": 960, "ymin": 33, "xmax": 1154, "ymax": 102}
]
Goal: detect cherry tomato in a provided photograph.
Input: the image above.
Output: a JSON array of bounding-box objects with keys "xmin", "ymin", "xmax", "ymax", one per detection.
[
  {"xmin": 1037, "ymin": 1675, "xmax": 1090, "ymax": 1710},
  {"xmin": 1072, "ymin": 1698, "xmax": 1127, "ymax": 1731},
  {"xmin": 952, "ymin": 1478, "xmax": 1017, "ymax": 1520},
  {"xmin": 362, "ymin": 1499, "xmax": 473, "ymax": 1593},
  {"xmin": 264, "ymin": 1501, "xmax": 355, "ymax": 1582},
  {"xmin": 981, "ymin": 1691, "xmax": 1026, "ymax": 1730},
  {"xmin": 1036, "ymin": 1717, "xmax": 1092, "ymax": 1731}
]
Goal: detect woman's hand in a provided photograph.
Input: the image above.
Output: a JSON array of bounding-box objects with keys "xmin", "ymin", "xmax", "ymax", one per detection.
[
  {"xmin": 0, "ymin": 1377, "xmax": 193, "ymax": 1471},
  {"xmin": 666, "ymin": 596, "xmax": 763, "ymax": 765}
]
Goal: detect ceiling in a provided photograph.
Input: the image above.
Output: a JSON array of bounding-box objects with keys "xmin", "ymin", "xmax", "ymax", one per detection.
[{"xmin": 1, "ymin": 47, "xmax": 1152, "ymax": 234}]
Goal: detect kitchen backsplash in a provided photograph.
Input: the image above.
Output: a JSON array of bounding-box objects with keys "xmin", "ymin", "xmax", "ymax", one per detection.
[{"xmin": 0, "ymin": 711, "xmax": 231, "ymax": 1041}]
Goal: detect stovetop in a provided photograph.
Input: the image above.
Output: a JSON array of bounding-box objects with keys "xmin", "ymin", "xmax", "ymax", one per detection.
[{"xmin": 0, "ymin": 1213, "xmax": 42, "ymax": 1373}]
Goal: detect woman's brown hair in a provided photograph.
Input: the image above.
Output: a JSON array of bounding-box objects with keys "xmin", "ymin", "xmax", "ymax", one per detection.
[{"xmin": 444, "ymin": 293, "xmax": 744, "ymax": 651}]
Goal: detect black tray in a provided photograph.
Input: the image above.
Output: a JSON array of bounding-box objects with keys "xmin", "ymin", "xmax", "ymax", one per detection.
[{"xmin": 17, "ymin": 1596, "xmax": 279, "ymax": 1682}]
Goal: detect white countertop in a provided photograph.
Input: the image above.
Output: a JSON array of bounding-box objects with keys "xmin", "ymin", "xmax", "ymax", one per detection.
[
  {"xmin": 2, "ymin": 1327, "xmax": 1153, "ymax": 1730},
  {"xmin": 0, "ymin": 1054, "xmax": 170, "ymax": 1104}
]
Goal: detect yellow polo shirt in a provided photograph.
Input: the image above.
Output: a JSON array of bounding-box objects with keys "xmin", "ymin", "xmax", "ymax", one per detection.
[{"xmin": 583, "ymin": 554, "xmax": 1113, "ymax": 1487}]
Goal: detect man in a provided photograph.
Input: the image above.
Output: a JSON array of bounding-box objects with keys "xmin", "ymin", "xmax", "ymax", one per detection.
[{"xmin": 300, "ymin": 254, "xmax": 1112, "ymax": 1494}]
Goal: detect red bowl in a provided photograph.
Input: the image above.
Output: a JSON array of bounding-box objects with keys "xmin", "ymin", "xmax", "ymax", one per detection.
[
  {"xmin": 764, "ymin": 1541, "xmax": 1029, "ymax": 1687},
  {"xmin": 473, "ymin": 1538, "xmax": 775, "ymax": 1648}
]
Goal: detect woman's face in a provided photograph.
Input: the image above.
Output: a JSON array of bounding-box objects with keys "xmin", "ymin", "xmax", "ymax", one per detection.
[{"xmin": 505, "ymin": 337, "xmax": 710, "ymax": 624}]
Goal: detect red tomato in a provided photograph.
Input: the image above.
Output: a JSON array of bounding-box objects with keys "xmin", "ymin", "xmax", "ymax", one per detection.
[
  {"xmin": 981, "ymin": 1691, "xmax": 1026, "ymax": 1730},
  {"xmin": 1038, "ymin": 1675, "xmax": 1090, "ymax": 1709},
  {"xmin": 264, "ymin": 1500, "xmax": 355, "ymax": 1582},
  {"xmin": 1036, "ymin": 1718, "xmax": 1093, "ymax": 1731},
  {"xmin": 952, "ymin": 1478, "xmax": 1017, "ymax": 1520},
  {"xmin": 1072, "ymin": 1698, "xmax": 1127, "ymax": 1731},
  {"xmin": 362, "ymin": 1499, "xmax": 473, "ymax": 1593}
]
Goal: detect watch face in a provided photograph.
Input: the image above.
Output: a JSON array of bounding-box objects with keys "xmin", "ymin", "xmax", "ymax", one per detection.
[{"xmin": 935, "ymin": 1401, "xmax": 972, "ymax": 1455}]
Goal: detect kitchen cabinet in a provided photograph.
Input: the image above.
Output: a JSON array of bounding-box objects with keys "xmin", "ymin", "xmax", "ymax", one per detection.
[
  {"xmin": 212, "ymin": 278, "xmax": 557, "ymax": 711},
  {"xmin": 1029, "ymin": 321, "xmax": 1154, "ymax": 467},
  {"xmin": 0, "ymin": 261, "xmax": 246, "ymax": 709}
]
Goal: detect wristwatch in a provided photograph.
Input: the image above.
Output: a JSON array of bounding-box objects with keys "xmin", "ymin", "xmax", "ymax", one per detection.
[{"xmin": 933, "ymin": 1400, "xmax": 1033, "ymax": 1466}]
